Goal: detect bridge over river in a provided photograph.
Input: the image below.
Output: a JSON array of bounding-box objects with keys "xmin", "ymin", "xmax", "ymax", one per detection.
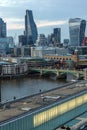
[{"xmin": 29, "ymin": 68, "xmax": 84, "ymax": 80}]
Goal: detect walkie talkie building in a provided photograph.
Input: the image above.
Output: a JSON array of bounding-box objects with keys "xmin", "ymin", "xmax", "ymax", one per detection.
[{"xmin": 69, "ymin": 18, "xmax": 86, "ymax": 46}]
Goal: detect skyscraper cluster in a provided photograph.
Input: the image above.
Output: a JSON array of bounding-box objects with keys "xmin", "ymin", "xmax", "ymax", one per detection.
[
  {"xmin": 18, "ymin": 10, "xmax": 87, "ymax": 47},
  {"xmin": 0, "ymin": 10, "xmax": 87, "ymax": 49}
]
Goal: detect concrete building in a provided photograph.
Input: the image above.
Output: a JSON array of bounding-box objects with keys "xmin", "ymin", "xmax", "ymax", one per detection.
[
  {"xmin": 31, "ymin": 47, "xmax": 68, "ymax": 58},
  {"xmin": 10, "ymin": 46, "xmax": 31, "ymax": 57}
]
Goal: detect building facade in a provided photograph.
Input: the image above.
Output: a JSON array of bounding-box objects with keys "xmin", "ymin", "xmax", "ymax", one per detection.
[
  {"xmin": 31, "ymin": 47, "xmax": 68, "ymax": 58},
  {"xmin": 10, "ymin": 46, "xmax": 31, "ymax": 57},
  {"xmin": 53, "ymin": 28, "xmax": 61, "ymax": 44},
  {"xmin": 25, "ymin": 10, "xmax": 38, "ymax": 45},
  {"xmin": 50, "ymin": 28, "xmax": 61, "ymax": 47},
  {"xmin": 63, "ymin": 39, "xmax": 69, "ymax": 47},
  {"xmin": 69, "ymin": 18, "xmax": 86, "ymax": 46},
  {"xmin": 37, "ymin": 34, "xmax": 47, "ymax": 46},
  {"xmin": 0, "ymin": 37, "xmax": 14, "ymax": 56},
  {"xmin": 18, "ymin": 35, "xmax": 27, "ymax": 46},
  {"xmin": 0, "ymin": 18, "xmax": 6, "ymax": 38}
]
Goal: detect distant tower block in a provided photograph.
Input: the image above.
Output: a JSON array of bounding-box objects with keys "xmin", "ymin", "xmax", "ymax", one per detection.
[{"xmin": 0, "ymin": 18, "xmax": 6, "ymax": 38}]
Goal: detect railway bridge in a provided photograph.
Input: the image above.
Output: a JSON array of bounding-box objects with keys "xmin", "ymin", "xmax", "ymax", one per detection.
[{"xmin": 29, "ymin": 68, "xmax": 84, "ymax": 80}]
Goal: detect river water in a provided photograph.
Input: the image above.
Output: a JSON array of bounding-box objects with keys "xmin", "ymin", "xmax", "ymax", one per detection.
[{"xmin": 0, "ymin": 77, "xmax": 66, "ymax": 103}]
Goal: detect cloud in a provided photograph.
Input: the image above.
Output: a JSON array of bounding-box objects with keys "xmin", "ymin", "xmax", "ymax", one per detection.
[
  {"xmin": 0, "ymin": 0, "xmax": 31, "ymax": 7},
  {"xmin": 0, "ymin": 0, "xmax": 16, "ymax": 7},
  {"xmin": 6, "ymin": 18, "xmax": 68, "ymax": 31},
  {"xmin": 37, "ymin": 20, "xmax": 68, "ymax": 28},
  {"xmin": 5, "ymin": 18, "xmax": 24, "ymax": 30},
  {"xmin": 5, "ymin": 18, "xmax": 24, "ymax": 23},
  {"xmin": 7, "ymin": 24, "xmax": 24, "ymax": 30}
]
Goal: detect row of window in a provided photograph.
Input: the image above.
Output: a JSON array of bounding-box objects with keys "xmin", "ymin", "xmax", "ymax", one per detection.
[
  {"xmin": 46, "ymin": 57, "xmax": 72, "ymax": 61},
  {"xmin": 34, "ymin": 94, "xmax": 87, "ymax": 127}
]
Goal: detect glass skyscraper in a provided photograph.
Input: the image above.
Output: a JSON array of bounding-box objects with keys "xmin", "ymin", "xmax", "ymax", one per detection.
[
  {"xmin": 25, "ymin": 10, "xmax": 38, "ymax": 45},
  {"xmin": 53, "ymin": 28, "xmax": 61, "ymax": 44},
  {"xmin": 69, "ymin": 18, "xmax": 86, "ymax": 46},
  {"xmin": 0, "ymin": 18, "xmax": 6, "ymax": 38}
]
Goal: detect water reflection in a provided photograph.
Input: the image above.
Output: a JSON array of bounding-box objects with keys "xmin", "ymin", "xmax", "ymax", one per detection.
[{"xmin": 1, "ymin": 77, "xmax": 66, "ymax": 103}]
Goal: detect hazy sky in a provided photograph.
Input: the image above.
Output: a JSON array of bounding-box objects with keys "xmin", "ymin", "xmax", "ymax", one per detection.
[{"xmin": 0, "ymin": 0, "xmax": 87, "ymax": 43}]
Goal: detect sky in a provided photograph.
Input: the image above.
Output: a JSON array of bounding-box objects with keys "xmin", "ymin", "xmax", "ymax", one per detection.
[{"xmin": 0, "ymin": 0, "xmax": 87, "ymax": 44}]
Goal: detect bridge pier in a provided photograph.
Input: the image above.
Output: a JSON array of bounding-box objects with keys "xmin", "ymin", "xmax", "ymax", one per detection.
[
  {"xmin": 76, "ymin": 72, "xmax": 80, "ymax": 79},
  {"xmin": 56, "ymin": 70, "xmax": 60, "ymax": 77},
  {"xmin": 40, "ymin": 69, "xmax": 43, "ymax": 76},
  {"xmin": 66, "ymin": 73, "xmax": 77, "ymax": 82}
]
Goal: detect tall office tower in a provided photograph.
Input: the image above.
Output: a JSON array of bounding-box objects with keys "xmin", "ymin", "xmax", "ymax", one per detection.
[
  {"xmin": 0, "ymin": 18, "xmax": 6, "ymax": 38},
  {"xmin": 53, "ymin": 28, "xmax": 61, "ymax": 44},
  {"xmin": 69, "ymin": 18, "xmax": 86, "ymax": 46},
  {"xmin": 25, "ymin": 10, "xmax": 38, "ymax": 45}
]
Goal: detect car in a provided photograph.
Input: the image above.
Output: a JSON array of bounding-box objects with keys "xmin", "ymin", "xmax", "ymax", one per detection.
[
  {"xmin": 79, "ymin": 125, "xmax": 85, "ymax": 130},
  {"xmin": 79, "ymin": 124, "xmax": 87, "ymax": 130}
]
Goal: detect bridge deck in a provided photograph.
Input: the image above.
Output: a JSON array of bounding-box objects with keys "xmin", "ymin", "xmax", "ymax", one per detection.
[{"xmin": 0, "ymin": 81, "xmax": 87, "ymax": 123}]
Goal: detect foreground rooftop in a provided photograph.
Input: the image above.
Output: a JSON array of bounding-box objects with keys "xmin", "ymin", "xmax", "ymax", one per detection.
[{"xmin": 0, "ymin": 80, "xmax": 87, "ymax": 124}]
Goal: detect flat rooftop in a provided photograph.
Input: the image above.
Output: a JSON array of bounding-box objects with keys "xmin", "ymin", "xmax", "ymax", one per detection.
[{"xmin": 0, "ymin": 80, "xmax": 87, "ymax": 124}]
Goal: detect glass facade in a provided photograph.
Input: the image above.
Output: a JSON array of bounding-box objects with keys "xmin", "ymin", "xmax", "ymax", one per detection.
[
  {"xmin": 53, "ymin": 28, "xmax": 61, "ymax": 44},
  {"xmin": 25, "ymin": 10, "xmax": 38, "ymax": 45},
  {"xmin": 69, "ymin": 18, "xmax": 86, "ymax": 46},
  {"xmin": 0, "ymin": 18, "xmax": 6, "ymax": 38}
]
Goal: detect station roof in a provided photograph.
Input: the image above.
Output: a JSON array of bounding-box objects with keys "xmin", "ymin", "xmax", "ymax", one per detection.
[{"xmin": 0, "ymin": 81, "xmax": 87, "ymax": 123}]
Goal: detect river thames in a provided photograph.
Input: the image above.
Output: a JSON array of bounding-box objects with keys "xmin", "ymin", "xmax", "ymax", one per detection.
[{"xmin": 0, "ymin": 77, "xmax": 66, "ymax": 103}]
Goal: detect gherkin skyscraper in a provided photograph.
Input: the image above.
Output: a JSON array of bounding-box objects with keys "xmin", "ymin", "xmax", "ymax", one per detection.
[{"xmin": 25, "ymin": 10, "xmax": 38, "ymax": 45}]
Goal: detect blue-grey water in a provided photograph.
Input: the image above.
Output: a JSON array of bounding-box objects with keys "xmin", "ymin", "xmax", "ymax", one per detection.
[{"xmin": 0, "ymin": 77, "xmax": 66, "ymax": 103}]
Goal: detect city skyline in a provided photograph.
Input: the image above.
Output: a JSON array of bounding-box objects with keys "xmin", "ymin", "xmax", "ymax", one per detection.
[{"xmin": 0, "ymin": 0, "xmax": 87, "ymax": 43}]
